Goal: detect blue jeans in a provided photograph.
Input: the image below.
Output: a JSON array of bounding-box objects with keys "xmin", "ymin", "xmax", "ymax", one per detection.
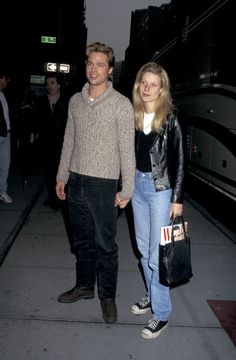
[
  {"xmin": 0, "ymin": 134, "xmax": 11, "ymax": 193},
  {"xmin": 131, "ymin": 170, "xmax": 172, "ymax": 321},
  {"xmin": 67, "ymin": 172, "xmax": 118, "ymax": 300}
]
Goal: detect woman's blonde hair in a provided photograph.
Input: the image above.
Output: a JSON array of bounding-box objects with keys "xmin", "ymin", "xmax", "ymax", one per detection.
[{"xmin": 132, "ymin": 62, "xmax": 174, "ymax": 132}]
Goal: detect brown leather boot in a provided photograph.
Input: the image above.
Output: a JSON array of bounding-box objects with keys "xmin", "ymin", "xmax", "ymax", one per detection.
[{"xmin": 58, "ymin": 286, "xmax": 94, "ymax": 303}]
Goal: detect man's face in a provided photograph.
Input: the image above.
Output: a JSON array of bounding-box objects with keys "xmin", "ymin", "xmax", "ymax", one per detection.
[
  {"xmin": 86, "ymin": 52, "xmax": 113, "ymax": 87},
  {"xmin": 0, "ymin": 75, "xmax": 10, "ymax": 91},
  {"xmin": 46, "ymin": 77, "xmax": 60, "ymax": 96},
  {"xmin": 173, "ymin": 226, "xmax": 182, "ymax": 241}
]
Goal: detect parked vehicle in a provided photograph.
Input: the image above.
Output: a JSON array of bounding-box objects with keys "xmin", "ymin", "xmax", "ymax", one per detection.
[{"xmin": 153, "ymin": 0, "xmax": 236, "ymax": 206}]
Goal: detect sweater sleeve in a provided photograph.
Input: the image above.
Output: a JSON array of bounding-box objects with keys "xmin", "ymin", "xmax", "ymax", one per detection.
[{"xmin": 115, "ymin": 96, "xmax": 135, "ymax": 199}]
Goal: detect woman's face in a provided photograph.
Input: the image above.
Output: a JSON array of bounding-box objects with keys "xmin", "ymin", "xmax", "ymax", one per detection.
[{"xmin": 139, "ymin": 71, "xmax": 162, "ymax": 105}]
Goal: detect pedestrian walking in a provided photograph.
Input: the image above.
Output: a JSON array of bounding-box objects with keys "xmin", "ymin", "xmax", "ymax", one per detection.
[
  {"xmin": 0, "ymin": 68, "xmax": 13, "ymax": 204},
  {"xmin": 56, "ymin": 42, "xmax": 135, "ymax": 323},
  {"xmin": 131, "ymin": 62, "xmax": 185, "ymax": 339}
]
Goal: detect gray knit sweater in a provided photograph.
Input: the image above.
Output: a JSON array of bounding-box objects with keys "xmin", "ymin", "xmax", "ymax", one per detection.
[{"xmin": 57, "ymin": 81, "xmax": 135, "ymax": 199}]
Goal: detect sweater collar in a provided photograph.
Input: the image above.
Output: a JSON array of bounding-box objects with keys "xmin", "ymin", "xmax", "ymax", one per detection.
[{"xmin": 82, "ymin": 81, "xmax": 113, "ymax": 104}]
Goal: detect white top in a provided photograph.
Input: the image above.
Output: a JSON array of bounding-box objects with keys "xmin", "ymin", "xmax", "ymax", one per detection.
[{"xmin": 143, "ymin": 112, "xmax": 155, "ymax": 134}]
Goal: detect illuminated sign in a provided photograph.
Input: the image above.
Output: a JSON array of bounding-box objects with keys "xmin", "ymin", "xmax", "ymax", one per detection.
[
  {"xmin": 30, "ymin": 75, "xmax": 45, "ymax": 84},
  {"xmin": 59, "ymin": 64, "xmax": 70, "ymax": 73},
  {"xmin": 45, "ymin": 63, "xmax": 70, "ymax": 73},
  {"xmin": 46, "ymin": 63, "xmax": 57, "ymax": 72},
  {"xmin": 41, "ymin": 36, "xmax": 56, "ymax": 44}
]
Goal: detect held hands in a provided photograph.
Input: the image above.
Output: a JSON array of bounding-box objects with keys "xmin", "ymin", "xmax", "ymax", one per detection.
[
  {"xmin": 55, "ymin": 185, "xmax": 129, "ymax": 206},
  {"xmin": 115, "ymin": 192, "xmax": 130, "ymax": 209},
  {"xmin": 56, "ymin": 181, "xmax": 66, "ymax": 200}
]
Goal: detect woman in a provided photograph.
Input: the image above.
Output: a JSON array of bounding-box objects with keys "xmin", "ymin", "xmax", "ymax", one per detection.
[{"xmin": 131, "ymin": 62, "xmax": 184, "ymax": 339}]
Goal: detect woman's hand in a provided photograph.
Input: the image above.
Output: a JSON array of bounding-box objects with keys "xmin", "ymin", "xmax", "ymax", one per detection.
[
  {"xmin": 115, "ymin": 192, "xmax": 130, "ymax": 209},
  {"xmin": 170, "ymin": 203, "xmax": 183, "ymax": 219}
]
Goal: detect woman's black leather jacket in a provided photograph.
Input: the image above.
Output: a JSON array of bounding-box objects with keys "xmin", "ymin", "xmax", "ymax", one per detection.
[{"xmin": 136, "ymin": 112, "xmax": 184, "ymax": 204}]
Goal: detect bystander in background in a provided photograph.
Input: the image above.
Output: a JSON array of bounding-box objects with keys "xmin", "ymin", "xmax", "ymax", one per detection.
[
  {"xmin": 15, "ymin": 85, "xmax": 36, "ymax": 189},
  {"xmin": 0, "ymin": 68, "xmax": 13, "ymax": 204},
  {"xmin": 33, "ymin": 74, "xmax": 69, "ymax": 211}
]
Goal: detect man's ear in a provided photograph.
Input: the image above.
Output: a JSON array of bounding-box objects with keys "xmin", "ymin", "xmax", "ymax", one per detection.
[{"xmin": 108, "ymin": 67, "xmax": 113, "ymax": 75}]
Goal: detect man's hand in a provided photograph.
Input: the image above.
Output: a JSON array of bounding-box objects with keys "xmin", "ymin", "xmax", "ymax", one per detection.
[
  {"xmin": 56, "ymin": 181, "xmax": 66, "ymax": 200},
  {"xmin": 115, "ymin": 192, "xmax": 130, "ymax": 209}
]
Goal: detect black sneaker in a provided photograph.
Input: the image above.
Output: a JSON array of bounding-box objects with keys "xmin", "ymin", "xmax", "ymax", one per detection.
[
  {"xmin": 100, "ymin": 298, "xmax": 117, "ymax": 323},
  {"xmin": 141, "ymin": 319, "xmax": 168, "ymax": 339},
  {"xmin": 131, "ymin": 297, "xmax": 151, "ymax": 315}
]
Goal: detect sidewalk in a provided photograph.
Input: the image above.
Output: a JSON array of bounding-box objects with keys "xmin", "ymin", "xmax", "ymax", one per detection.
[
  {"xmin": 0, "ymin": 161, "xmax": 44, "ymax": 265},
  {"xmin": 0, "ymin": 165, "xmax": 236, "ymax": 360}
]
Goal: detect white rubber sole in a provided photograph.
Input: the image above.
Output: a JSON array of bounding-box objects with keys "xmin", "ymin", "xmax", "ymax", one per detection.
[
  {"xmin": 131, "ymin": 306, "xmax": 151, "ymax": 315},
  {"xmin": 141, "ymin": 323, "xmax": 168, "ymax": 339}
]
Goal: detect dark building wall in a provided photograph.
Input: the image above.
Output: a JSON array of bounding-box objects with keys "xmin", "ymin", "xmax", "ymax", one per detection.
[
  {"xmin": 0, "ymin": 0, "xmax": 87, "ymax": 92},
  {"xmin": 121, "ymin": 0, "xmax": 233, "ymax": 97},
  {"xmin": 120, "ymin": 4, "xmax": 171, "ymax": 97}
]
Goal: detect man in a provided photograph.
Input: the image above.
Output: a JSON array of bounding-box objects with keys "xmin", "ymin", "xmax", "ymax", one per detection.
[
  {"xmin": 34, "ymin": 74, "xmax": 69, "ymax": 211},
  {"xmin": 56, "ymin": 42, "xmax": 135, "ymax": 323},
  {"xmin": 173, "ymin": 225, "xmax": 182, "ymax": 241},
  {"xmin": 0, "ymin": 69, "xmax": 13, "ymax": 204}
]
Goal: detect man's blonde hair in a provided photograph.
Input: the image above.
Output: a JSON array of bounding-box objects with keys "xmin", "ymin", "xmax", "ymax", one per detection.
[{"xmin": 86, "ymin": 42, "xmax": 115, "ymax": 68}]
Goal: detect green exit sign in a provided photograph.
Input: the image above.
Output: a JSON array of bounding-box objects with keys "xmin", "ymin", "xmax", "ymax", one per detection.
[{"xmin": 41, "ymin": 36, "xmax": 56, "ymax": 44}]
